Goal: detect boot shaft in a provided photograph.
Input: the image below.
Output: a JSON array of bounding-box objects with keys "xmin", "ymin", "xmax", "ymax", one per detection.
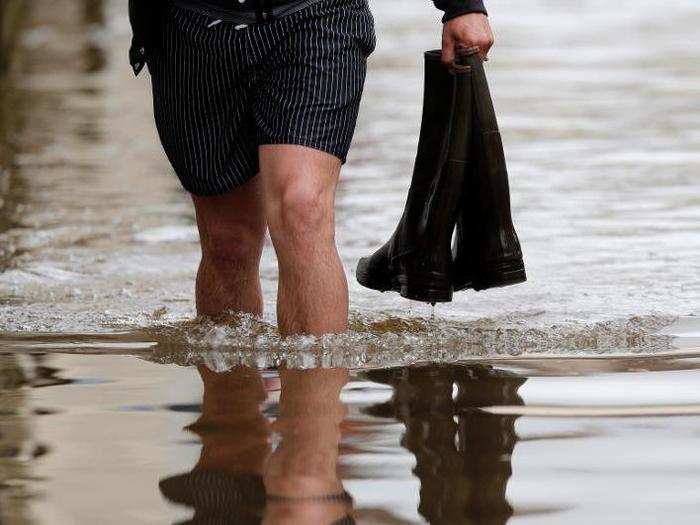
[
  {"xmin": 415, "ymin": 51, "xmax": 456, "ymax": 166},
  {"xmin": 457, "ymin": 48, "xmax": 499, "ymax": 133},
  {"xmin": 357, "ymin": 50, "xmax": 483, "ymax": 303},
  {"xmin": 453, "ymin": 47, "xmax": 525, "ymax": 283}
]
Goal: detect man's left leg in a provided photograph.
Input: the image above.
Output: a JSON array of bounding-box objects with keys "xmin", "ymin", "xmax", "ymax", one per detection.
[{"xmin": 260, "ymin": 145, "xmax": 348, "ymax": 337}]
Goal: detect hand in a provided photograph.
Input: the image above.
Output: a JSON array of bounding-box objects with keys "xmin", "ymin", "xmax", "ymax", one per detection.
[{"xmin": 442, "ymin": 13, "xmax": 494, "ymax": 69}]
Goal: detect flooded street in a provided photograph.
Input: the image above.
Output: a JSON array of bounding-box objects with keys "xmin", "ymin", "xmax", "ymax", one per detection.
[
  {"xmin": 0, "ymin": 0, "xmax": 699, "ymax": 523},
  {"xmin": 3, "ymin": 355, "xmax": 700, "ymax": 523}
]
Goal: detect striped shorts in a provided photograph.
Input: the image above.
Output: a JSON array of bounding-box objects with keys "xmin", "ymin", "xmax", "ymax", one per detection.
[{"xmin": 146, "ymin": 0, "xmax": 376, "ymax": 196}]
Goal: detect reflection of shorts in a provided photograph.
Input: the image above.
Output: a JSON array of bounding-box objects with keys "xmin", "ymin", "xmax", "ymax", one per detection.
[{"xmin": 147, "ymin": 0, "xmax": 376, "ymax": 196}]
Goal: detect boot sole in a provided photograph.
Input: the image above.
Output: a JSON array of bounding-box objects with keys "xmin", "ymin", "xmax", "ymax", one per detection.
[
  {"xmin": 357, "ymin": 262, "xmax": 453, "ymax": 303},
  {"xmin": 395, "ymin": 273, "xmax": 453, "ymax": 304},
  {"xmin": 453, "ymin": 276, "xmax": 474, "ymax": 292},
  {"xmin": 472, "ymin": 260, "xmax": 527, "ymax": 292},
  {"xmin": 356, "ymin": 260, "xmax": 392, "ymax": 292}
]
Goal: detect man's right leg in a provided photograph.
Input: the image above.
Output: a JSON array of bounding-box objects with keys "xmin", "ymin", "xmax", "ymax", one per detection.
[
  {"xmin": 192, "ymin": 176, "xmax": 267, "ymax": 317},
  {"xmin": 146, "ymin": 5, "xmax": 265, "ymax": 317}
]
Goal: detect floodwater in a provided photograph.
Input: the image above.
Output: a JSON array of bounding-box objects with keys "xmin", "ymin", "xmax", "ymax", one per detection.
[{"xmin": 0, "ymin": 0, "xmax": 699, "ymax": 523}]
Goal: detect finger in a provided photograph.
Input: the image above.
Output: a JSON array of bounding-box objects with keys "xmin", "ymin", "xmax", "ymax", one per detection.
[
  {"xmin": 441, "ymin": 35, "xmax": 456, "ymax": 72},
  {"xmin": 477, "ymin": 41, "xmax": 491, "ymax": 61}
]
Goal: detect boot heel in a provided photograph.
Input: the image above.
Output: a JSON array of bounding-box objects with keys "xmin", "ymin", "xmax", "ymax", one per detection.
[
  {"xmin": 356, "ymin": 257, "xmax": 392, "ymax": 292},
  {"xmin": 473, "ymin": 260, "xmax": 526, "ymax": 291},
  {"xmin": 395, "ymin": 274, "xmax": 453, "ymax": 303}
]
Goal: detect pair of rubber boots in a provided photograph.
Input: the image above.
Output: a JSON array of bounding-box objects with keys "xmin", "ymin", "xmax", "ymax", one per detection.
[{"xmin": 356, "ymin": 47, "xmax": 526, "ymax": 304}]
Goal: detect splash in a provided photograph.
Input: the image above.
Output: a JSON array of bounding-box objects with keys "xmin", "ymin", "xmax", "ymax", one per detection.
[{"xmin": 145, "ymin": 312, "xmax": 680, "ymax": 371}]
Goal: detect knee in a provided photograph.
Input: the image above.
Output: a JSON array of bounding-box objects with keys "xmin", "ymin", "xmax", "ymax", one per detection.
[
  {"xmin": 266, "ymin": 181, "xmax": 332, "ymax": 245},
  {"xmin": 200, "ymin": 222, "xmax": 265, "ymax": 266}
]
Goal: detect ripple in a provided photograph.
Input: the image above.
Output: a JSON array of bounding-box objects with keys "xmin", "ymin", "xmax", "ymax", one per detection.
[{"xmin": 482, "ymin": 405, "xmax": 700, "ymax": 418}]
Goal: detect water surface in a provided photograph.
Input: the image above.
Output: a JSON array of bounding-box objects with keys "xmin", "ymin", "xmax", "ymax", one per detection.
[{"xmin": 2, "ymin": 353, "xmax": 700, "ymax": 523}]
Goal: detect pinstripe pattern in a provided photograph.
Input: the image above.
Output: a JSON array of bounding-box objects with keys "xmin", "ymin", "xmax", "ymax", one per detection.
[{"xmin": 147, "ymin": 0, "xmax": 376, "ymax": 196}]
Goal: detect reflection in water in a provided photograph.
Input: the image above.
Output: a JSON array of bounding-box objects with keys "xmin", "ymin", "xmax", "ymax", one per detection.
[
  {"xmin": 364, "ymin": 365, "xmax": 524, "ymax": 525},
  {"xmin": 0, "ymin": 0, "xmax": 698, "ymax": 521},
  {"xmin": 161, "ymin": 364, "xmax": 525, "ymax": 524},
  {"xmin": 160, "ymin": 366, "xmax": 354, "ymax": 524},
  {"xmin": 0, "ymin": 352, "xmax": 70, "ymax": 523},
  {"xmin": 160, "ymin": 367, "xmax": 269, "ymax": 523},
  {"xmin": 0, "ymin": 352, "xmax": 699, "ymax": 522},
  {"xmin": 0, "ymin": 354, "xmax": 33, "ymax": 523}
]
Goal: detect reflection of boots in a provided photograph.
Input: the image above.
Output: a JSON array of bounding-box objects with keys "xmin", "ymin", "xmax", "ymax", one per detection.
[
  {"xmin": 362, "ymin": 364, "xmax": 525, "ymax": 525},
  {"xmin": 356, "ymin": 50, "xmax": 474, "ymax": 304},
  {"xmin": 452, "ymin": 51, "xmax": 526, "ymax": 292},
  {"xmin": 363, "ymin": 366, "xmax": 462, "ymax": 523},
  {"xmin": 453, "ymin": 365, "xmax": 525, "ymax": 525}
]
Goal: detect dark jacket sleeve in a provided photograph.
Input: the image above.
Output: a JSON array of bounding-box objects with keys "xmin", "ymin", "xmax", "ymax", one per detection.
[
  {"xmin": 433, "ymin": 0, "xmax": 487, "ymax": 23},
  {"xmin": 129, "ymin": 0, "xmax": 166, "ymax": 76}
]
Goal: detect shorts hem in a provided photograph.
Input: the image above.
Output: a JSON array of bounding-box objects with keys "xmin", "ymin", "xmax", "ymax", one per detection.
[
  {"xmin": 172, "ymin": 137, "xmax": 350, "ymax": 197},
  {"xmin": 259, "ymin": 138, "xmax": 349, "ymax": 164},
  {"xmin": 178, "ymin": 171, "xmax": 258, "ymax": 197}
]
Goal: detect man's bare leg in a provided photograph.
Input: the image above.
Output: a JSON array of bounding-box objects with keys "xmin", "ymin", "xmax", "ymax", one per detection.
[
  {"xmin": 259, "ymin": 145, "xmax": 348, "ymax": 336},
  {"xmin": 192, "ymin": 176, "xmax": 267, "ymax": 317}
]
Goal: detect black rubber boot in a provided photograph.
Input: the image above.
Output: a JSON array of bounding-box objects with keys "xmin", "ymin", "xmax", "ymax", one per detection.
[
  {"xmin": 356, "ymin": 50, "xmax": 474, "ymax": 304},
  {"xmin": 452, "ymin": 50, "xmax": 526, "ymax": 292}
]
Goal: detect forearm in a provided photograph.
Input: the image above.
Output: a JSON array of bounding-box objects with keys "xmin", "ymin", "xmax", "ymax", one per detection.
[{"xmin": 433, "ymin": 0, "xmax": 487, "ymax": 23}]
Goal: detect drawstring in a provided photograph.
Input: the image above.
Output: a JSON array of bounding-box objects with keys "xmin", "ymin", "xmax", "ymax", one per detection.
[{"xmin": 205, "ymin": 0, "xmax": 274, "ymax": 28}]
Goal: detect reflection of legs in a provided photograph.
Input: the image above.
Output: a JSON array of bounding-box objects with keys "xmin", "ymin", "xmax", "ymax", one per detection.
[
  {"xmin": 192, "ymin": 177, "xmax": 267, "ymax": 317},
  {"xmin": 260, "ymin": 146, "xmax": 348, "ymax": 337},
  {"xmin": 159, "ymin": 366, "xmax": 270, "ymax": 522},
  {"xmin": 191, "ymin": 366, "xmax": 270, "ymax": 474},
  {"xmin": 264, "ymin": 368, "xmax": 350, "ymax": 524}
]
